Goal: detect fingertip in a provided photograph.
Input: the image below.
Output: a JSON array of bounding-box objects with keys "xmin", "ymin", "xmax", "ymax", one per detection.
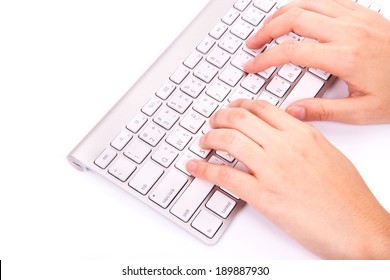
[
  {"xmin": 186, "ymin": 160, "xmax": 198, "ymax": 174},
  {"xmin": 286, "ymin": 105, "xmax": 306, "ymax": 120}
]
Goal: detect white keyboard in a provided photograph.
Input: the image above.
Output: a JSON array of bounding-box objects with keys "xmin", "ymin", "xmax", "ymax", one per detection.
[{"xmin": 67, "ymin": 0, "xmax": 382, "ymax": 244}]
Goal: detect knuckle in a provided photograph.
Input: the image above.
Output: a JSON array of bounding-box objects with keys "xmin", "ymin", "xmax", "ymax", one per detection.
[
  {"xmin": 217, "ymin": 167, "xmax": 232, "ymax": 186},
  {"xmin": 227, "ymin": 108, "xmax": 248, "ymax": 124}
]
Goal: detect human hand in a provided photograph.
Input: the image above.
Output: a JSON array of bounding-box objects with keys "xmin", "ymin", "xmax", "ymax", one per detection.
[
  {"xmin": 244, "ymin": 0, "xmax": 390, "ymax": 124},
  {"xmin": 186, "ymin": 99, "xmax": 390, "ymax": 259}
]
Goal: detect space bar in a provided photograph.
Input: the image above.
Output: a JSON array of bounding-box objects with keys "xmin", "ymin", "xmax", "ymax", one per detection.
[
  {"xmin": 279, "ymin": 72, "xmax": 324, "ymax": 110},
  {"xmin": 170, "ymin": 178, "xmax": 214, "ymax": 222}
]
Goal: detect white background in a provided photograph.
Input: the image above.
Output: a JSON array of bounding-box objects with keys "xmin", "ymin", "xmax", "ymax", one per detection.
[{"xmin": 1, "ymin": 0, "xmax": 390, "ymax": 278}]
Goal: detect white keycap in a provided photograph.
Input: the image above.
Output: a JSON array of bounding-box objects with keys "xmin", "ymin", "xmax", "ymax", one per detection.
[
  {"xmin": 216, "ymin": 150, "xmax": 235, "ymax": 163},
  {"xmin": 257, "ymin": 90, "xmax": 279, "ymax": 106},
  {"xmin": 141, "ymin": 96, "xmax": 163, "ymax": 116},
  {"xmin": 167, "ymin": 91, "xmax": 192, "ymax": 114},
  {"xmin": 253, "ymin": 0, "xmax": 277, "ymax": 13},
  {"xmin": 219, "ymin": 65, "xmax": 243, "ymax": 87},
  {"xmin": 231, "ymin": 19, "xmax": 254, "ymax": 40},
  {"xmin": 180, "ymin": 110, "xmax": 205, "ymax": 134},
  {"xmin": 139, "ymin": 123, "xmax": 165, "ymax": 147},
  {"xmin": 111, "ymin": 129, "xmax": 133, "ymax": 151},
  {"xmin": 241, "ymin": 74, "xmax": 265, "ymax": 94},
  {"xmin": 171, "ymin": 178, "xmax": 214, "ymax": 222},
  {"xmin": 266, "ymin": 76, "xmax": 290, "ymax": 98},
  {"xmin": 219, "ymin": 34, "xmax": 242, "ymax": 54},
  {"xmin": 193, "ymin": 95, "xmax": 219, "ymax": 117},
  {"xmin": 151, "ymin": 143, "xmax": 179, "ymax": 168},
  {"xmin": 206, "ymin": 80, "xmax": 231, "ymax": 102},
  {"xmin": 231, "ymin": 50, "xmax": 253, "ymax": 71},
  {"xmin": 129, "ymin": 161, "xmax": 164, "ymax": 195},
  {"xmin": 189, "ymin": 136, "xmax": 212, "ymax": 159},
  {"xmin": 279, "ymin": 72, "xmax": 324, "ymax": 110},
  {"xmin": 127, "ymin": 113, "xmax": 148, "ymax": 133},
  {"xmin": 197, "ymin": 36, "xmax": 215, "ymax": 54},
  {"xmin": 153, "ymin": 106, "xmax": 179, "ymax": 130},
  {"xmin": 309, "ymin": 68, "xmax": 331, "ymax": 80},
  {"xmin": 108, "ymin": 156, "xmax": 136, "ymax": 182},
  {"xmin": 180, "ymin": 77, "xmax": 205, "ymax": 98},
  {"xmin": 206, "ymin": 191, "xmax": 236, "ymax": 219},
  {"xmin": 258, "ymin": 65, "xmax": 277, "ymax": 79},
  {"xmin": 166, "ymin": 127, "xmax": 192, "ymax": 151},
  {"xmin": 243, "ymin": 7, "xmax": 265, "ymax": 26},
  {"xmin": 278, "ymin": 63, "xmax": 302, "ymax": 83},
  {"xmin": 209, "ymin": 21, "xmax": 228, "ymax": 40},
  {"xmin": 175, "ymin": 151, "xmax": 202, "ymax": 176},
  {"xmin": 156, "ymin": 81, "xmax": 176, "ymax": 100},
  {"xmin": 242, "ymin": 44, "xmax": 266, "ymax": 57},
  {"xmin": 149, "ymin": 170, "xmax": 188, "ymax": 209},
  {"xmin": 184, "ymin": 50, "xmax": 203, "ymax": 69},
  {"xmin": 124, "ymin": 138, "xmax": 151, "ymax": 164},
  {"xmin": 94, "ymin": 148, "xmax": 117, "ymax": 169},
  {"xmin": 228, "ymin": 87, "xmax": 254, "ymax": 102},
  {"xmin": 208, "ymin": 155, "xmax": 229, "ymax": 166},
  {"xmin": 206, "ymin": 47, "xmax": 230, "ymax": 69},
  {"xmin": 222, "ymin": 8, "xmax": 240, "ymax": 25},
  {"xmin": 194, "ymin": 62, "xmax": 219, "ymax": 83},
  {"xmin": 234, "ymin": 0, "xmax": 251, "ymax": 11},
  {"xmin": 170, "ymin": 65, "xmax": 190, "ymax": 84},
  {"xmin": 191, "ymin": 210, "xmax": 222, "ymax": 238}
]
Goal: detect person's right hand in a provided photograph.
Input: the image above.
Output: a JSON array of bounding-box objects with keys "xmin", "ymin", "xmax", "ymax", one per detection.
[{"xmin": 244, "ymin": 0, "xmax": 390, "ymax": 124}]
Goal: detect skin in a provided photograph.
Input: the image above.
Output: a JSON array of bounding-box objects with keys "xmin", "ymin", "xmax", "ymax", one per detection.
[{"xmin": 186, "ymin": 0, "xmax": 390, "ymax": 259}]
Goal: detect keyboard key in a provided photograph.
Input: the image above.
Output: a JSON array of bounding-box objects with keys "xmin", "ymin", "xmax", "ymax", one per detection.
[
  {"xmin": 153, "ymin": 106, "xmax": 179, "ymax": 130},
  {"xmin": 129, "ymin": 161, "xmax": 164, "ymax": 195},
  {"xmin": 222, "ymin": 8, "xmax": 240, "ymax": 25},
  {"xmin": 139, "ymin": 123, "xmax": 165, "ymax": 147},
  {"xmin": 243, "ymin": 6, "xmax": 265, "ymax": 26},
  {"xmin": 170, "ymin": 65, "xmax": 190, "ymax": 84},
  {"xmin": 127, "ymin": 113, "xmax": 148, "ymax": 133},
  {"xmin": 108, "ymin": 156, "xmax": 136, "ymax": 182},
  {"xmin": 219, "ymin": 64, "xmax": 243, "ymax": 87},
  {"xmin": 149, "ymin": 170, "xmax": 188, "ymax": 209},
  {"xmin": 197, "ymin": 36, "xmax": 216, "ymax": 54},
  {"xmin": 219, "ymin": 34, "xmax": 242, "ymax": 54},
  {"xmin": 206, "ymin": 80, "xmax": 231, "ymax": 102},
  {"xmin": 111, "ymin": 129, "xmax": 133, "ymax": 151},
  {"xmin": 184, "ymin": 50, "xmax": 203, "ymax": 69},
  {"xmin": 167, "ymin": 91, "xmax": 193, "ymax": 114},
  {"xmin": 266, "ymin": 76, "xmax": 290, "ymax": 98},
  {"xmin": 280, "ymin": 72, "xmax": 324, "ymax": 110},
  {"xmin": 234, "ymin": 0, "xmax": 251, "ymax": 12},
  {"xmin": 151, "ymin": 143, "xmax": 178, "ymax": 168},
  {"xmin": 231, "ymin": 50, "xmax": 253, "ymax": 71},
  {"xmin": 194, "ymin": 62, "xmax": 219, "ymax": 83},
  {"xmin": 228, "ymin": 87, "xmax": 254, "ymax": 102},
  {"xmin": 171, "ymin": 178, "xmax": 214, "ymax": 222},
  {"xmin": 156, "ymin": 81, "xmax": 176, "ymax": 100},
  {"xmin": 278, "ymin": 63, "xmax": 302, "ymax": 83},
  {"xmin": 191, "ymin": 210, "xmax": 222, "ymax": 238},
  {"xmin": 94, "ymin": 148, "xmax": 117, "ymax": 169},
  {"xmin": 124, "ymin": 138, "xmax": 151, "ymax": 164},
  {"xmin": 231, "ymin": 19, "xmax": 254, "ymax": 40},
  {"xmin": 175, "ymin": 150, "xmax": 202, "ymax": 176},
  {"xmin": 257, "ymin": 90, "xmax": 279, "ymax": 106},
  {"xmin": 193, "ymin": 95, "xmax": 219, "ymax": 117},
  {"xmin": 206, "ymin": 47, "xmax": 230, "ymax": 68},
  {"xmin": 241, "ymin": 74, "xmax": 265, "ymax": 94},
  {"xmin": 141, "ymin": 96, "xmax": 163, "ymax": 116},
  {"xmin": 253, "ymin": 0, "xmax": 277, "ymax": 13},
  {"xmin": 206, "ymin": 191, "xmax": 236, "ymax": 219},
  {"xmin": 309, "ymin": 68, "xmax": 331, "ymax": 80},
  {"xmin": 166, "ymin": 127, "xmax": 193, "ymax": 151},
  {"xmin": 209, "ymin": 21, "xmax": 228, "ymax": 40},
  {"xmin": 180, "ymin": 110, "xmax": 205, "ymax": 134},
  {"xmin": 258, "ymin": 65, "xmax": 277, "ymax": 79},
  {"xmin": 180, "ymin": 76, "xmax": 205, "ymax": 98},
  {"xmin": 189, "ymin": 136, "xmax": 212, "ymax": 159}
]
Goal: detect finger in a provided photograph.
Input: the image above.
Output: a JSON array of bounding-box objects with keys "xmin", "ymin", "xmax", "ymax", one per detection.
[
  {"xmin": 246, "ymin": 7, "xmax": 339, "ymax": 50},
  {"xmin": 229, "ymin": 99, "xmax": 301, "ymax": 130},
  {"xmin": 200, "ymin": 128, "xmax": 264, "ymax": 172},
  {"xmin": 276, "ymin": 0, "xmax": 354, "ymax": 19},
  {"xmin": 186, "ymin": 160, "xmax": 261, "ymax": 204},
  {"xmin": 244, "ymin": 41, "xmax": 350, "ymax": 76},
  {"xmin": 285, "ymin": 95, "xmax": 382, "ymax": 124},
  {"xmin": 209, "ymin": 108, "xmax": 275, "ymax": 145}
]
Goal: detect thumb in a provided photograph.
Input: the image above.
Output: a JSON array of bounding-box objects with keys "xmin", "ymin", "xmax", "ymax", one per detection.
[{"xmin": 285, "ymin": 96, "xmax": 376, "ymax": 124}]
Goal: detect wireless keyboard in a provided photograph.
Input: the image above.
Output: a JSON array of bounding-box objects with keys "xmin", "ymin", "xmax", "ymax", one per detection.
[{"xmin": 67, "ymin": 0, "xmax": 381, "ymax": 244}]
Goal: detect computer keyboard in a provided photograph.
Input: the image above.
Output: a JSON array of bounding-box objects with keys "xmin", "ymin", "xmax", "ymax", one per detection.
[{"xmin": 67, "ymin": 0, "xmax": 383, "ymax": 245}]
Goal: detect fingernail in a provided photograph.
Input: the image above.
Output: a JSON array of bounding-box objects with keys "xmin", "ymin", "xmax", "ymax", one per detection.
[
  {"xmin": 246, "ymin": 36, "xmax": 256, "ymax": 46},
  {"xmin": 287, "ymin": 106, "xmax": 306, "ymax": 120},
  {"xmin": 186, "ymin": 160, "xmax": 198, "ymax": 172}
]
